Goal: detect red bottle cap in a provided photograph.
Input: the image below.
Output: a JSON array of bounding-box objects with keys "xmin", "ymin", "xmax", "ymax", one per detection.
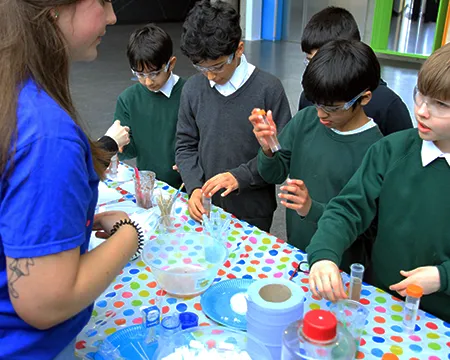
[{"xmin": 302, "ymin": 310, "xmax": 337, "ymax": 342}]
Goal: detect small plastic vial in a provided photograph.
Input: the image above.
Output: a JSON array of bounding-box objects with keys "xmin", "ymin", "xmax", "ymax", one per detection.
[
  {"xmin": 109, "ymin": 154, "xmax": 119, "ymax": 178},
  {"xmin": 202, "ymin": 194, "xmax": 211, "ymax": 218},
  {"xmin": 348, "ymin": 263, "xmax": 365, "ymax": 301},
  {"xmin": 403, "ymin": 284, "xmax": 423, "ymax": 332},
  {"xmin": 256, "ymin": 109, "xmax": 281, "ymax": 153}
]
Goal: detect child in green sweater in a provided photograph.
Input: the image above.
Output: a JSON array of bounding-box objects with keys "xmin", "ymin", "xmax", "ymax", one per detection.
[
  {"xmin": 115, "ymin": 24, "xmax": 184, "ymax": 188},
  {"xmin": 249, "ymin": 40, "xmax": 383, "ymax": 271},
  {"xmin": 307, "ymin": 43, "xmax": 450, "ymax": 322}
]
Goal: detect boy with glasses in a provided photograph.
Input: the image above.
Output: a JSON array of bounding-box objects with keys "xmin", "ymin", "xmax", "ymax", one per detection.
[
  {"xmin": 299, "ymin": 6, "xmax": 412, "ymax": 136},
  {"xmin": 114, "ymin": 24, "xmax": 185, "ymax": 188},
  {"xmin": 176, "ymin": 0, "xmax": 291, "ymax": 231},
  {"xmin": 306, "ymin": 44, "xmax": 450, "ymax": 321},
  {"xmin": 249, "ymin": 40, "xmax": 383, "ymax": 271}
]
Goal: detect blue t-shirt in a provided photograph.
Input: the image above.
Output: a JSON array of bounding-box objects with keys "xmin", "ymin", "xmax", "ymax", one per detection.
[{"xmin": 0, "ymin": 80, "xmax": 99, "ymax": 359}]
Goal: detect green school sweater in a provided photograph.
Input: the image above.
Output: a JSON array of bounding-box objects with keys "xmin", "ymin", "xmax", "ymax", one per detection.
[
  {"xmin": 115, "ymin": 79, "xmax": 186, "ymax": 188},
  {"xmin": 258, "ymin": 107, "xmax": 383, "ymax": 270},
  {"xmin": 307, "ymin": 129, "xmax": 450, "ymax": 321}
]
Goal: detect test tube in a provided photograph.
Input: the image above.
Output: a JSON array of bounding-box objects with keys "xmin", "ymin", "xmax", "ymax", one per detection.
[
  {"xmin": 403, "ymin": 284, "xmax": 423, "ymax": 332},
  {"xmin": 256, "ymin": 109, "xmax": 281, "ymax": 153},
  {"xmin": 349, "ymin": 263, "xmax": 365, "ymax": 301},
  {"xmin": 109, "ymin": 154, "xmax": 119, "ymax": 177},
  {"xmin": 202, "ymin": 194, "xmax": 211, "ymax": 218}
]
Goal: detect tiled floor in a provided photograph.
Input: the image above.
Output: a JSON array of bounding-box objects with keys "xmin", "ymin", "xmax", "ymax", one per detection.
[{"xmin": 72, "ymin": 22, "xmax": 422, "ymax": 240}]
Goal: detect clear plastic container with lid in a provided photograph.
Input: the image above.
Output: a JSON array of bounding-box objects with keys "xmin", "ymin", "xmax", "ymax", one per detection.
[
  {"xmin": 403, "ymin": 284, "xmax": 423, "ymax": 332},
  {"xmin": 281, "ymin": 309, "xmax": 356, "ymax": 360}
]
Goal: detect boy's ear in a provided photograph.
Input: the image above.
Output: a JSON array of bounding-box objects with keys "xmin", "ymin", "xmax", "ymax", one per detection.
[
  {"xmin": 360, "ymin": 91, "xmax": 372, "ymax": 106},
  {"xmin": 236, "ymin": 41, "xmax": 245, "ymax": 58},
  {"xmin": 168, "ymin": 56, "xmax": 177, "ymax": 72}
]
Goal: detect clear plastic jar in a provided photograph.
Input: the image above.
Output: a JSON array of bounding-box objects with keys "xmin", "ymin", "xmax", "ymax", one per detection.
[{"xmin": 281, "ymin": 309, "xmax": 356, "ymax": 360}]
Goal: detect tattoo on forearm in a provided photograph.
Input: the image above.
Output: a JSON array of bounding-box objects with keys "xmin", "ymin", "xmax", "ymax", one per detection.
[{"xmin": 8, "ymin": 258, "xmax": 35, "ymax": 299}]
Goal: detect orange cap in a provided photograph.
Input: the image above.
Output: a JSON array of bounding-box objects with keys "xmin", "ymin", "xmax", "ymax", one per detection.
[
  {"xmin": 255, "ymin": 109, "xmax": 266, "ymax": 116},
  {"xmin": 406, "ymin": 284, "xmax": 423, "ymax": 298}
]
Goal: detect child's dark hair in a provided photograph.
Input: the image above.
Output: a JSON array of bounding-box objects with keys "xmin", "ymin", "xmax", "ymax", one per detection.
[
  {"xmin": 127, "ymin": 23, "xmax": 173, "ymax": 72},
  {"xmin": 180, "ymin": 0, "xmax": 241, "ymax": 64},
  {"xmin": 302, "ymin": 39, "xmax": 380, "ymax": 106},
  {"xmin": 301, "ymin": 7, "xmax": 361, "ymax": 54}
]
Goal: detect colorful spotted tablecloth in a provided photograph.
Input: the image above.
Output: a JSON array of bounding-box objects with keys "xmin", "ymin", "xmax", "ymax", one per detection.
[{"xmin": 76, "ymin": 164, "xmax": 450, "ymax": 360}]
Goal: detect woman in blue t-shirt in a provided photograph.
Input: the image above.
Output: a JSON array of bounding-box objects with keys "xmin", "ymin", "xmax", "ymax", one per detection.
[{"xmin": 0, "ymin": 1, "xmax": 142, "ymax": 359}]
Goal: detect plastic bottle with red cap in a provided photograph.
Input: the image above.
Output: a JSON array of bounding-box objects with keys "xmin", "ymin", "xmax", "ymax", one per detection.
[
  {"xmin": 403, "ymin": 284, "xmax": 423, "ymax": 332},
  {"xmin": 281, "ymin": 309, "xmax": 356, "ymax": 359}
]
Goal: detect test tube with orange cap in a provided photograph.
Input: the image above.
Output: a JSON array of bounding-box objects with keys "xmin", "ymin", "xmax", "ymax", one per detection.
[
  {"xmin": 255, "ymin": 109, "xmax": 281, "ymax": 153},
  {"xmin": 403, "ymin": 284, "xmax": 423, "ymax": 332}
]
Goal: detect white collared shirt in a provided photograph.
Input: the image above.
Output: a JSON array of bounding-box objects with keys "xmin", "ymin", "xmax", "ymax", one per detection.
[
  {"xmin": 152, "ymin": 72, "xmax": 180, "ymax": 98},
  {"xmin": 330, "ymin": 118, "xmax": 378, "ymax": 135},
  {"xmin": 209, "ymin": 54, "xmax": 256, "ymax": 96},
  {"xmin": 421, "ymin": 140, "xmax": 450, "ymax": 167}
]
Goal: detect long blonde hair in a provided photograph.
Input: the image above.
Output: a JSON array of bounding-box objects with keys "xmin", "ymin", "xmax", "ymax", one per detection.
[{"xmin": 0, "ymin": 0, "xmax": 108, "ymax": 178}]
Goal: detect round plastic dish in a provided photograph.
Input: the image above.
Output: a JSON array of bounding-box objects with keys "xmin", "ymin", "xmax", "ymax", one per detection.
[
  {"xmin": 142, "ymin": 230, "xmax": 228, "ymax": 297},
  {"xmin": 200, "ymin": 278, "xmax": 255, "ymax": 331},
  {"xmin": 153, "ymin": 325, "xmax": 272, "ymax": 360}
]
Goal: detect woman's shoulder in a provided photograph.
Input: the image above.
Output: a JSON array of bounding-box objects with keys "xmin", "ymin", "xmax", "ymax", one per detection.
[{"xmin": 17, "ymin": 79, "xmax": 87, "ymax": 151}]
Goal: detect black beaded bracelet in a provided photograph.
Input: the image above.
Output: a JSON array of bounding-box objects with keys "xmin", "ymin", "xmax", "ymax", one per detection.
[{"xmin": 110, "ymin": 219, "xmax": 144, "ymax": 260}]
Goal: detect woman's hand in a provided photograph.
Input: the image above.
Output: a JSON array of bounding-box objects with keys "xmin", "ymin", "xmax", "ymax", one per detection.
[{"xmin": 93, "ymin": 210, "xmax": 130, "ymax": 238}]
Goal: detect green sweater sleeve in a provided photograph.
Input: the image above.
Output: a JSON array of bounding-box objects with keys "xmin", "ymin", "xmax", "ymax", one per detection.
[
  {"xmin": 304, "ymin": 199, "xmax": 325, "ymax": 223},
  {"xmin": 306, "ymin": 141, "xmax": 386, "ymax": 266},
  {"xmin": 257, "ymin": 116, "xmax": 298, "ymax": 184},
  {"xmin": 114, "ymin": 94, "xmax": 137, "ymax": 160},
  {"xmin": 437, "ymin": 261, "xmax": 450, "ymax": 296}
]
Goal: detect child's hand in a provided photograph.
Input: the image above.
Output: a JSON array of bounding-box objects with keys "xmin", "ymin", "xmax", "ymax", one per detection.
[
  {"xmin": 93, "ymin": 211, "xmax": 130, "ymax": 238},
  {"xmin": 309, "ymin": 260, "xmax": 347, "ymax": 301},
  {"xmin": 105, "ymin": 120, "xmax": 130, "ymax": 152},
  {"xmin": 172, "ymin": 164, "xmax": 179, "ymax": 173},
  {"xmin": 279, "ymin": 179, "xmax": 312, "ymax": 217},
  {"xmin": 248, "ymin": 109, "xmax": 278, "ymax": 154},
  {"xmin": 188, "ymin": 189, "xmax": 205, "ymax": 223},
  {"xmin": 202, "ymin": 172, "xmax": 238, "ymax": 198},
  {"xmin": 389, "ymin": 266, "xmax": 441, "ymax": 297}
]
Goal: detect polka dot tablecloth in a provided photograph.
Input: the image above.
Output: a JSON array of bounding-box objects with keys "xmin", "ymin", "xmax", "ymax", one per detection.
[{"xmin": 76, "ymin": 164, "xmax": 450, "ymax": 360}]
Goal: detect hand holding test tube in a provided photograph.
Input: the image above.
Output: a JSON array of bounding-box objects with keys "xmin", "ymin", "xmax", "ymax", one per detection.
[{"xmin": 248, "ymin": 109, "xmax": 281, "ymax": 153}]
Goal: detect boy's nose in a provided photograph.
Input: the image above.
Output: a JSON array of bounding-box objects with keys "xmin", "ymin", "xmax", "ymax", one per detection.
[
  {"xmin": 416, "ymin": 102, "xmax": 430, "ymax": 118},
  {"xmin": 206, "ymin": 71, "xmax": 216, "ymax": 81},
  {"xmin": 316, "ymin": 107, "xmax": 329, "ymax": 119},
  {"xmin": 145, "ymin": 77, "xmax": 153, "ymax": 86}
]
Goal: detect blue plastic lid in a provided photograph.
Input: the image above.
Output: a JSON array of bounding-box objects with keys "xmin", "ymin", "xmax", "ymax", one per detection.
[{"xmin": 179, "ymin": 312, "xmax": 199, "ymax": 330}]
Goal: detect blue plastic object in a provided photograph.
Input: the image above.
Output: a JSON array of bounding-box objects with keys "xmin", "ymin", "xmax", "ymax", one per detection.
[
  {"xmin": 179, "ymin": 312, "xmax": 199, "ymax": 330},
  {"xmin": 200, "ymin": 278, "xmax": 255, "ymax": 331},
  {"xmin": 95, "ymin": 325, "xmax": 158, "ymax": 360}
]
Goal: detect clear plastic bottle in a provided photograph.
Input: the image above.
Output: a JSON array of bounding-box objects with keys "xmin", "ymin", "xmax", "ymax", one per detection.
[
  {"xmin": 281, "ymin": 309, "xmax": 356, "ymax": 360},
  {"xmin": 403, "ymin": 284, "xmax": 423, "ymax": 332}
]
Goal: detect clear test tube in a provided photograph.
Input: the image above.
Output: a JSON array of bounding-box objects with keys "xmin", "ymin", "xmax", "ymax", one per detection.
[
  {"xmin": 109, "ymin": 154, "xmax": 119, "ymax": 177},
  {"xmin": 403, "ymin": 284, "xmax": 423, "ymax": 332},
  {"xmin": 349, "ymin": 263, "xmax": 365, "ymax": 301},
  {"xmin": 256, "ymin": 110, "xmax": 281, "ymax": 153},
  {"xmin": 202, "ymin": 194, "xmax": 211, "ymax": 218}
]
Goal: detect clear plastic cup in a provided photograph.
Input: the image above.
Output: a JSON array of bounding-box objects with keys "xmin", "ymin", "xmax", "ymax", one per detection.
[
  {"xmin": 329, "ymin": 300, "xmax": 368, "ymax": 350},
  {"xmin": 134, "ymin": 170, "xmax": 155, "ymax": 209}
]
